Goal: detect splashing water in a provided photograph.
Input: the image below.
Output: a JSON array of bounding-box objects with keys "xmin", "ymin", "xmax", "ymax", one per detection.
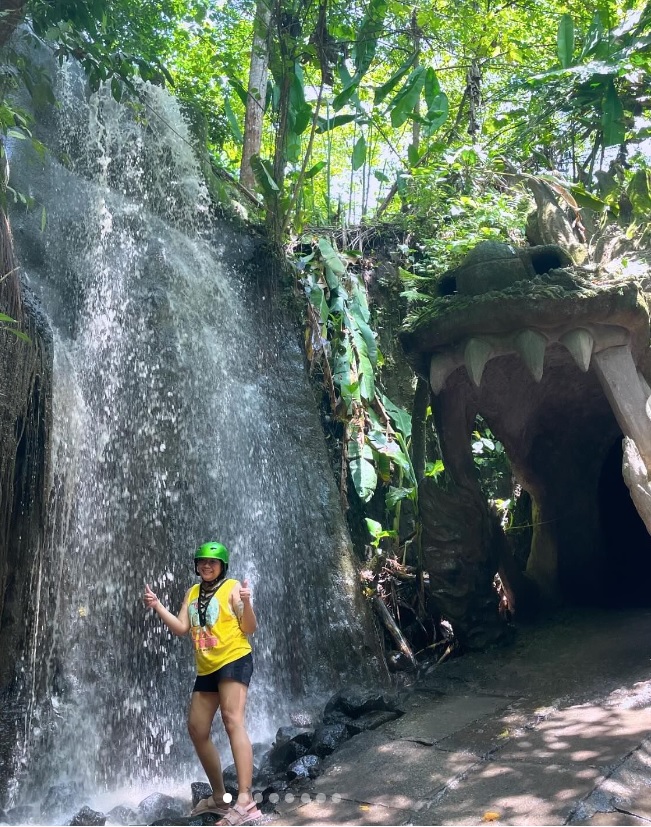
[{"xmin": 5, "ymin": 69, "xmax": 380, "ymax": 820}]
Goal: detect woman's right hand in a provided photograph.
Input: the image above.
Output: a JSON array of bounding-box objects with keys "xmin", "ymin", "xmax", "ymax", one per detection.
[{"xmin": 143, "ymin": 583, "xmax": 159, "ymax": 609}]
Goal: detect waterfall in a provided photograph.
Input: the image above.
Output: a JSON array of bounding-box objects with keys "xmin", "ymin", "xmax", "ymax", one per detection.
[{"xmin": 5, "ymin": 67, "xmax": 381, "ymax": 819}]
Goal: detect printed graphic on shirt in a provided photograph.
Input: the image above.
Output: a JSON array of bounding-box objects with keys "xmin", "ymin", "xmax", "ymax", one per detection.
[
  {"xmin": 189, "ymin": 596, "xmax": 220, "ymax": 650},
  {"xmin": 191, "ymin": 627, "xmax": 220, "ymax": 650}
]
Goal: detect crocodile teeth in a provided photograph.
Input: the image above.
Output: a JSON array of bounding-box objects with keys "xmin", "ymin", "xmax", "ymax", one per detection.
[
  {"xmin": 514, "ymin": 329, "xmax": 547, "ymax": 382},
  {"xmin": 430, "ymin": 352, "xmax": 458, "ymax": 394},
  {"xmin": 464, "ymin": 338, "xmax": 494, "ymax": 387},
  {"xmin": 560, "ymin": 328, "xmax": 594, "ymax": 372}
]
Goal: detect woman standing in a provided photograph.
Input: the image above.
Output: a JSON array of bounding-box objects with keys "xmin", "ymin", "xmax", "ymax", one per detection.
[{"xmin": 144, "ymin": 542, "xmax": 261, "ymax": 826}]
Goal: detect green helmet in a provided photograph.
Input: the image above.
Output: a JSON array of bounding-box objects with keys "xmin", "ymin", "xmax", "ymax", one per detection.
[{"xmin": 194, "ymin": 542, "xmax": 230, "ymax": 566}]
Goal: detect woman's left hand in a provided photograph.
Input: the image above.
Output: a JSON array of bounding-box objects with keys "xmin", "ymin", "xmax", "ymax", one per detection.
[{"xmin": 240, "ymin": 579, "xmax": 252, "ymax": 604}]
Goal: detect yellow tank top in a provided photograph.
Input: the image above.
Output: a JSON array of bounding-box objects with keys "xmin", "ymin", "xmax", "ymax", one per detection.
[{"xmin": 186, "ymin": 579, "xmax": 252, "ymax": 676}]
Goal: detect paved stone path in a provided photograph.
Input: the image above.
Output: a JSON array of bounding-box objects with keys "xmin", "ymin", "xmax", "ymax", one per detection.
[{"xmin": 269, "ymin": 608, "xmax": 651, "ymax": 826}]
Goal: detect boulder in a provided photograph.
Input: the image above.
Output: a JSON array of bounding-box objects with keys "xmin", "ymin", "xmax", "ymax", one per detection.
[
  {"xmin": 323, "ymin": 689, "xmax": 402, "ymax": 720},
  {"xmin": 274, "ymin": 726, "xmax": 313, "ymax": 748},
  {"xmin": 287, "ymin": 754, "xmax": 322, "ymax": 781},
  {"xmin": 190, "ymin": 782, "xmax": 212, "ymax": 808},
  {"xmin": 68, "ymin": 806, "xmax": 106, "ymax": 826},
  {"xmin": 137, "ymin": 793, "xmax": 185, "ymax": 823},
  {"xmin": 310, "ymin": 722, "xmax": 350, "ymax": 757},
  {"xmin": 105, "ymin": 804, "xmax": 139, "ymax": 825},
  {"xmin": 266, "ymin": 738, "xmax": 308, "ymax": 770}
]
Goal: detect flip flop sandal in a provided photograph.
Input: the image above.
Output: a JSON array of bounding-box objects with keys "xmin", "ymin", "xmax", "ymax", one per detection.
[
  {"xmin": 215, "ymin": 800, "xmax": 262, "ymax": 825},
  {"xmin": 190, "ymin": 795, "xmax": 231, "ymax": 817}
]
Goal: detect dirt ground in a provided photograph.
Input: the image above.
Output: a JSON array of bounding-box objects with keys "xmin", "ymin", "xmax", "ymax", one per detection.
[{"xmin": 268, "ymin": 607, "xmax": 651, "ymax": 826}]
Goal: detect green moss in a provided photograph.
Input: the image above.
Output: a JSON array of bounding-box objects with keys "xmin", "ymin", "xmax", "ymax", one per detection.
[{"xmin": 404, "ymin": 271, "xmax": 646, "ymax": 334}]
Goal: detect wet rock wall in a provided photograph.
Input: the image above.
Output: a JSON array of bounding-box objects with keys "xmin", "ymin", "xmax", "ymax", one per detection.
[{"xmin": 0, "ymin": 212, "xmax": 51, "ymax": 793}]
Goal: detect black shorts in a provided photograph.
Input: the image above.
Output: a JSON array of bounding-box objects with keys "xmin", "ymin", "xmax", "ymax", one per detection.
[{"xmin": 193, "ymin": 653, "xmax": 253, "ymax": 692}]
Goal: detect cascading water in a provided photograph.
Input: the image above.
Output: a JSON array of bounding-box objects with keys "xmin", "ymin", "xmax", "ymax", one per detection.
[{"xmin": 4, "ymin": 66, "xmax": 381, "ymax": 821}]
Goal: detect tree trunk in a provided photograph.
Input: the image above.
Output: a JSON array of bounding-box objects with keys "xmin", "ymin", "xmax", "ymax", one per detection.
[{"xmin": 240, "ymin": 0, "xmax": 272, "ymax": 191}]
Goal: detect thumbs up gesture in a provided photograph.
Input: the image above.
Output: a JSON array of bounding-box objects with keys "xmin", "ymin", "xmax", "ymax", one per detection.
[
  {"xmin": 143, "ymin": 583, "xmax": 159, "ymax": 609},
  {"xmin": 240, "ymin": 579, "xmax": 252, "ymax": 604}
]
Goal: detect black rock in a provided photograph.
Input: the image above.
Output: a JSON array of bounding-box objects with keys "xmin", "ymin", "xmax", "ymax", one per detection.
[
  {"xmin": 190, "ymin": 782, "xmax": 213, "ymax": 808},
  {"xmin": 310, "ymin": 722, "xmax": 350, "ymax": 757},
  {"xmin": 322, "ymin": 707, "xmax": 354, "ymax": 727},
  {"xmin": 137, "ymin": 792, "xmax": 185, "ymax": 823},
  {"xmin": 274, "ymin": 726, "xmax": 314, "ymax": 748},
  {"xmin": 324, "ymin": 689, "xmax": 402, "ymax": 719},
  {"xmin": 68, "ymin": 806, "xmax": 106, "ymax": 826},
  {"xmin": 266, "ymin": 737, "xmax": 308, "ymax": 770},
  {"xmin": 150, "ymin": 820, "xmax": 192, "ymax": 826},
  {"xmin": 252, "ymin": 741, "xmax": 271, "ymax": 767},
  {"xmin": 106, "ymin": 804, "xmax": 139, "ymax": 825},
  {"xmin": 353, "ymin": 709, "xmax": 403, "ymax": 730},
  {"xmin": 216, "ymin": 764, "xmax": 238, "ymax": 800},
  {"xmin": 289, "ymin": 710, "xmax": 316, "ymax": 727},
  {"xmin": 287, "ymin": 754, "xmax": 322, "ymax": 781},
  {"xmin": 261, "ymin": 778, "xmax": 291, "ymax": 796},
  {"xmin": 222, "ymin": 762, "xmax": 237, "ymax": 785},
  {"xmin": 253, "ymin": 763, "xmax": 287, "ymax": 789}
]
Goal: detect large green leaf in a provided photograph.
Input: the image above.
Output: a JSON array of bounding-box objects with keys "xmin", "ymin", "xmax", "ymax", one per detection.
[
  {"xmin": 386, "ymin": 485, "xmax": 416, "ymax": 509},
  {"xmin": 355, "ymin": 344, "xmax": 376, "ymax": 401},
  {"xmin": 352, "ymin": 135, "xmax": 367, "ymax": 171},
  {"xmin": 224, "ymin": 96, "xmax": 242, "ymax": 143},
  {"xmin": 349, "ymin": 441, "xmax": 377, "ymax": 502},
  {"xmin": 318, "ymin": 237, "xmax": 346, "ymax": 276},
  {"xmin": 348, "ymin": 306, "xmax": 377, "ymax": 366},
  {"xmin": 290, "ymin": 103, "xmax": 313, "ymax": 137},
  {"xmin": 557, "ymin": 14, "xmax": 575, "ymax": 68},
  {"xmin": 580, "ymin": 11, "xmax": 605, "ymax": 59},
  {"xmin": 304, "ymin": 161, "xmax": 326, "ymax": 180},
  {"xmin": 333, "ymin": 334, "xmax": 354, "ymax": 387},
  {"xmin": 323, "ymin": 265, "xmax": 340, "ymax": 290},
  {"xmin": 353, "ymin": 0, "xmax": 388, "ymax": 81},
  {"xmin": 309, "ymin": 283, "xmax": 329, "ymax": 327},
  {"xmin": 407, "ymin": 143, "xmax": 419, "ymax": 167},
  {"xmin": 349, "ymin": 274, "xmax": 370, "ymax": 322},
  {"xmin": 569, "ymin": 184, "xmax": 609, "ymax": 212},
  {"xmin": 388, "ymin": 66, "xmax": 426, "ymax": 128},
  {"xmin": 316, "ymin": 114, "xmax": 358, "ymax": 133},
  {"xmin": 380, "ymin": 393, "xmax": 412, "ymax": 438},
  {"xmin": 228, "ymin": 76, "xmax": 249, "ymax": 107},
  {"xmin": 341, "ymin": 379, "xmax": 362, "ymax": 410},
  {"xmin": 628, "ymin": 170, "xmax": 651, "ymax": 217},
  {"xmin": 422, "ymin": 68, "xmax": 449, "ymax": 134},
  {"xmin": 333, "ymin": 62, "xmax": 363, "ymax": 112},
  {"xmin": 333, "ymin": 82, "xmax": 360, "ymax": 112},
  {"xmin": 374, "ymin": 53, "xmax": 418, "ymax": 105},
  {"xmin": 602, "ymin": 79, "xmax": 625, "ymax": 146},
  {"xmin": 250, "ymin": 155, "xmax": 279, "ymax": 198},
  {"xmin": 365, "ymin": 517, "xmax": 397, "ymax": 546},
  {"xmin": 290, "ymin": 62, "xmax": 306, "ymax": 112}
]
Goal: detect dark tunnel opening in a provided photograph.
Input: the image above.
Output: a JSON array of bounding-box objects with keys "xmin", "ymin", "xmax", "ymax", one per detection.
[{"xmin": 598, "ymin": 437, "xmax": 651, "ymax": 607}]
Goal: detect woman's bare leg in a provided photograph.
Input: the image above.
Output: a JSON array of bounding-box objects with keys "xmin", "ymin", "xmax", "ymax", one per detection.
[
  {"xmin": 218, "ymin": 679, "xmax": 253, "ymax": 807},
  {"xmin": 188, "ymin": 691, "xmax": 228, "ymax": 804}
]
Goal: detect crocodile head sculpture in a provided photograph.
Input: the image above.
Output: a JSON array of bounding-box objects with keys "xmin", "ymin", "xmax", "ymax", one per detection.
[{"xmin": 400, "ymin": 239, "xmax": 651, "ymax": 649}]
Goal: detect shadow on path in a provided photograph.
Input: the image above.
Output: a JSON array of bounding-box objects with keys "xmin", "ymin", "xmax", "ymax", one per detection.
[{"xmin": 270, "ymin": 608, "xmax": 651, "ymax": 826}]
